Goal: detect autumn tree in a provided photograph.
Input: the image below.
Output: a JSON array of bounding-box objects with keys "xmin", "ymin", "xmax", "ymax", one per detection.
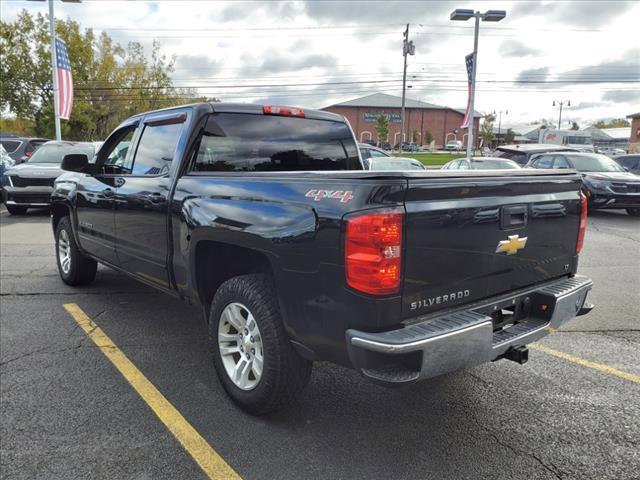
[
  {"xmin": 479, "ymin": 113, "xmax": 496, "ymax": 147},
  {"xmin": 592, "ymin": 118, "xmax": 630, "ymax": 129},
  {"xmin": 374, "ymin": 114, "xmax": 389, "ymax": 146},
  {"xmin": 1, "ymin": 10, "xmax": 215, "ymax": 140},
  {"xmin": 504, "ymin": 128, "xmax": 515, "ymax": 144}
]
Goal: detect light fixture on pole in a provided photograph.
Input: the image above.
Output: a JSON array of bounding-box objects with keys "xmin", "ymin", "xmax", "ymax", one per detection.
[
  {"xmin": 450, "ymin": 8, "xmax": 506, "ymax": 159},
  {"xmin": 399, "ymin": 23, "xmax": 415, "ymax": 154},
  {"xmin": 552, "ymin": 100, "xmax": 570, "ymax": 130},
  {"xmin": 29, "ymin": 0, "xmax": 81, "ymax": 141}
]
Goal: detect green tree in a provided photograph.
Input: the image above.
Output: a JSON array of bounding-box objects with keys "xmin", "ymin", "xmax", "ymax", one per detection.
[
  {"xmin": 504, "ymin": 128, "xmax": 515, "ymax": 144},
  {"xmin": 374, "ymin": 114, "xmax": 389, "ymax": 146},
  {"xmin": 592, "ymin": 118, "xmax": 630, "ymax": 129},
  {"xmin": 423, "ymin": 130, "xmax": 434, "ymax": 146},
  {"xmin": 570, "ymin": 121, "xmax": 580, "ymax": 130},
  {"xmin": 479, "ymin": 113, "xmax": 496, "ymax": 147},
  {"xmin": 1, "ymin": 10, "xmax": 215, "ymax": 140}
]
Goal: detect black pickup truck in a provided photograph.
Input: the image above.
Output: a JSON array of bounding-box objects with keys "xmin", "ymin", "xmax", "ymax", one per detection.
[{"xmin": 51, "ymin": 103, "xmax": 593, "ymax": 414}]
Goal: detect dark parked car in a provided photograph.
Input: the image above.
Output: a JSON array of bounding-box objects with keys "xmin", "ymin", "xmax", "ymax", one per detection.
[
  {"xmin": 0, "ymin": 135, "xmax": 50, "ymax": 164},
  {"xmin": 1, "ymin": 141, "xmax": 100, "ymax": 215},
  {"xmin": 615, "ymin": 154, "xmax": 640, "ymax": 176},
  {"xmin": 527, "ymin": 151, "xmax": 640, "ymax": 216},
  {"xmin": 494, "ymin": 144, "xmax": 578, "ymax": 166},
  {"xmin": 50, "ymin": 102, "xmax": 592, "ymax": 414},
  {"xmin": 358, "ymin": 143, "xmax": 424, "ymax": 170},
  {"xmin": 442, "ymin": 157, "xmax": 521, "ymax": 170}
]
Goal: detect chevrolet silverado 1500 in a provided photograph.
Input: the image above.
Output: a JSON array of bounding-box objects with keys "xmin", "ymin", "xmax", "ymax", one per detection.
[{"xmin": 51, "ymin": 103, "xmax": 593, "ymax": 414}]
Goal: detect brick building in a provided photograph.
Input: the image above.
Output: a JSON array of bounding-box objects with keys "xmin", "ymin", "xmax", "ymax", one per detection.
[
  {"xmin": 628, "ymin": 112, "xmax": 640, "ymax": 152},
  {"xmin": 322, "ymin": 93, "xmax": 481, "ymax": 148}
]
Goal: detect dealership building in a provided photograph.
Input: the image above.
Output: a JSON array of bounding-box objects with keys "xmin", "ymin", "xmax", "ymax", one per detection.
[{"xmin": 322, "ymin": 93, "xmax": 481, "ymax": 148}]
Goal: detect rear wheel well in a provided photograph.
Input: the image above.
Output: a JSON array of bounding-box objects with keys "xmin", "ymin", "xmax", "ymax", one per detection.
[
  {"xmin": 51, "ymin": 203, "xmax": 70, "ymax": 232},
  {"xmin": 195, "ymin": 241, "xmax": 273, "ymax": 318}
]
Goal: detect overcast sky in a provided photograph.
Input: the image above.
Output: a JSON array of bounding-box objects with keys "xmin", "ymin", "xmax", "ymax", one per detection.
[{"xmin": 3, "ymin": 0, "xmax": 639, "ymax": 128}]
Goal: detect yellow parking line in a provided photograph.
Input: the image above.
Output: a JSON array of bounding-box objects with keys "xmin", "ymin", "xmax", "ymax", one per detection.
[
  {"xmin": 63, "ymin": 303, "xmax": 241, "ymax": 480},
  {"xmin": 530, "ymin": 343, "xmax": 640, "ymax": 384}
]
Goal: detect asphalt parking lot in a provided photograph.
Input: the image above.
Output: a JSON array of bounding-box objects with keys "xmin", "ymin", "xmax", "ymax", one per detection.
[{"xmin": 1, "ymin": 207, "xmax": 638, "ymax": 480}]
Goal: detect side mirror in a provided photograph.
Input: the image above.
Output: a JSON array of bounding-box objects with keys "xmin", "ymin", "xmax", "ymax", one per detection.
[{"xmin": 61, "ymin": 154, "xmax": 89, "ymax": 173}]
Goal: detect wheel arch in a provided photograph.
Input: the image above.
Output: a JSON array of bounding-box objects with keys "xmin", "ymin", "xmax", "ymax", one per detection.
[{"xmin": 192, "ymin": 239, "xmax": 276, "ymax": 321}]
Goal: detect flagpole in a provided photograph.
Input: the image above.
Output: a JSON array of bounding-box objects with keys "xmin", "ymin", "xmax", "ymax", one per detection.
[
  {"xmin": 466, "ymin": 14, "xmax": 479, "ymax": 160},
  {"xmin": 49, "ymin": 0, "xmax": 61, "ymax": 141}
]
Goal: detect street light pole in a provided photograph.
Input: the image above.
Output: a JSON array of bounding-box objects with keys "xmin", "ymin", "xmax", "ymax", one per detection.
[
  {"xmin": 399, "ymin": 24, "xmax": 415, "ymax": 154},
  {"xmin": 48, "ymin": 0, "xmax": 62, "ymax": 141},
  {"xmin": 553, "ymin": 100, "xmax": 570, "ymax": 130},
  {"xmin": 495, "ymin": 109, "xmax": 507, "ymax": 145},
  {"xmin": 450, "ymin": 9, "xmax": 506, "ymax": 159},
  {"xmin": 465, "ymin": 14, "xmax": 479, "ymax": 160}
]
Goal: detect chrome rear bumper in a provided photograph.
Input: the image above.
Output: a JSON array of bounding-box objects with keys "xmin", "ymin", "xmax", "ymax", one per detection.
[{"xmin": 346, "ymin": 275, "xmax": 593, "ymax": 384}]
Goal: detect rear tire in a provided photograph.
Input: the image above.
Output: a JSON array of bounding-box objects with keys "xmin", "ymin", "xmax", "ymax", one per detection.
[
  {"xmin": 6, "ymin": 205, "xmax": 28, "ymax": 215},
  {"xmin": 626, "ymin": 208, "xmax": 640, "ymax": 217},
  {"xmin": 209, "ymin": 274, "xmax": 312, "ymax": 415},
  {"xmin": 55, "ymin": 216, "xmax": 97, "ymax": 286}
]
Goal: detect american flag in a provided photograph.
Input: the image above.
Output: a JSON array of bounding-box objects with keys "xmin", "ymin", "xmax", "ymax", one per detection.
[
  {"xmin": 55, "ymin": 38, "xmax": 73, "ymax": 120},
  {"xmin": 461, "ymin": 52, "xmax": 475, "ymax": 129}
]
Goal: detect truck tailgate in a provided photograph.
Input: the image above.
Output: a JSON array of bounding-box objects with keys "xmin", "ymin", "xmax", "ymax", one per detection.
[{"xmin": 402, "ymin": 171, "xmax": 582, "ymax": 318}]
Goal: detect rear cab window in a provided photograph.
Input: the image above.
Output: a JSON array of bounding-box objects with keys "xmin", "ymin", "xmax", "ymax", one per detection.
[
  {"xmin": 191, "ymin": 113, "xmax": 361, "ymax": 172},
  {"xmin": 495, "ymin": 149, "xmax": 526, "ymax": 164}
]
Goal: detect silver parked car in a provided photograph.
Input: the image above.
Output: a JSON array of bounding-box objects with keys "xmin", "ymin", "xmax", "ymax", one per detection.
[
  {"xmin": 1, "ymin": 141, "xmax": 100, "ymax": 215},
  {"xmin": 442, "ymin": 157, "xmax": 521, "ymax": 170},
  {"xmin": 358, "ymin": 143, "xmax": 426, "ymax": 170}
]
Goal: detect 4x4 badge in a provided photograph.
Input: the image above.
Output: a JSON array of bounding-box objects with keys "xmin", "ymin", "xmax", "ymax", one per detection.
[{"xmin": 496, "ymin": 235, "xmax": 528, "ymax": 255}]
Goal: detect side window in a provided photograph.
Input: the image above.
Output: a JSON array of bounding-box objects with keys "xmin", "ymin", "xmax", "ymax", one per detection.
[
  {"xmin": 130, "ymin": 121, "xmax": 184, "ymax": 176},
  {"xmin": 369, "ymin": 149, "xmax": 388, "ymax": 158},
  {"xmin": 99, "ymin": 126, "xmax": 137, "ymax": 175},
  {"xmin": 458, "ymin": 160, "xmax": 470, "ymax": 170},
  {"xmin": 0, "ymin": 140, "xmax": 21, "ymax": 154},
  {"xmin": 532, "ymin": 155, "xmax": 553, "ymax": 168},
  {"xmin": 622, "ymin": 157, "xmax": 638, "ymax": 169},
  {"xmin": 360, "ymin": 148, "xmax": 371, "ymax": 160},
  {"xmin": 553, "ymin": 156, "xmax": 571, "ymax": 169}
]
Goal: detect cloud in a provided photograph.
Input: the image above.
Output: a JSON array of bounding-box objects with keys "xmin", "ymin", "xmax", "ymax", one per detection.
[
  {"xmin": 301, "ymin": 0, "xmax": 450, "ymax": 23},
  {"xmin": 174, "ymin": 54, "xmax": 221, "ymax": 76},
  {"xmin": 601, "ymin": 90, "xmax": 640, "ymax": 103},
  {"xmin": 499, "ymin": 40, "xmax": 540, "ymax": 58},
  {"xmin": 511, "ymin": 0, "xmax": 635, "ymax": 27},
  {"xmin": 516, "ymin": 67, "xmax": 549, "ymax": 82},
  {"xmin": 562, "ymin": 48, "xmax": 639, "ymax": 82},
  {"xmin": 240, "ymin": 49, "xmax": 338, "ymax": 75},
  {"xmin": 572, "ymin": 101, "xmax": 606, "ymax": 110},
  {"xmin": 219, "ymin": 1, "xmax": 297, "ymax": 22}
]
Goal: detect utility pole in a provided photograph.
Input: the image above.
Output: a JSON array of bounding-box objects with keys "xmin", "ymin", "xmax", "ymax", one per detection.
[
  {"xmin": 553, "ymin": 100, "xmax": 570, "ymax": 130},
  {"xmin": 49, "ymin": 0, "xmax": 61, "ymax": 141},
  {"xmin": 400, "ymin": 24, "xmax": 414, "ymax": 153},
  {"xmin": 494, "ymin": 109, "xmax": 508, "ymax": 145}
]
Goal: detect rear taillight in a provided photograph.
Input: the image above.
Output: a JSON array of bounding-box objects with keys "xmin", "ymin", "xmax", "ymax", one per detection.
[
  {"xmin": 576, "ymin": 191, "xmax": 587, "ymax": 253},
  {"xmin": 24, "ymin": 151, "xmax": 32, "ymax": 157},
  {"xmin": 263, "ymin": 105, "xmax": 305, "ymax": 117},
  {"xmin": 345, "ymin": 210, "xmax": 403, "ymax": 295}
]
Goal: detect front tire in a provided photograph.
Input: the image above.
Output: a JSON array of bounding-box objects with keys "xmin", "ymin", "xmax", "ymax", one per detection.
[
  {"xmin": 209, "ymin": 274, "xmax": 312, "ymax": 415},
  {"xmin": 6, "ymin": 205, "xmax": 28, "ymax": 215},
  {"xmin": 626, "ymin": 208, "xmax": 640, "ymax": 217},
  {"xmin": 55, "ymin": 216, "xmax": 97, "ymax": 286}
]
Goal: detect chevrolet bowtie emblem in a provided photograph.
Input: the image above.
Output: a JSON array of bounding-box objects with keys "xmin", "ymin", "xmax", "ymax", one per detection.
[{"xmin": 496, "ymin": 235, "xmax": 528, "ymax": 255}]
